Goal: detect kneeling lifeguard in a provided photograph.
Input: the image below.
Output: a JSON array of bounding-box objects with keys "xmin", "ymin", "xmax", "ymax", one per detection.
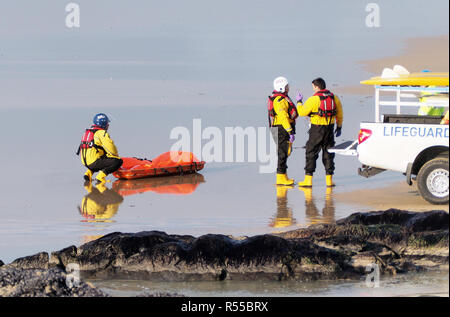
[{"xmin": 76, "ymin": 113, "xmax": 123, "ymax": 183}]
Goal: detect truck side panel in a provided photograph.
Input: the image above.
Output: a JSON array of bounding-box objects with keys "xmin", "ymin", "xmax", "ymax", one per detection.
[{"xmin": 357, "ymin": 123, "xmax": 449, "ymax": 173}]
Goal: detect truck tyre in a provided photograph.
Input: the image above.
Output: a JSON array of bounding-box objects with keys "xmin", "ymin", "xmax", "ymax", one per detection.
[{"xmin": 417, "ymin": 158, "xmax": 449, "ymax": 205}]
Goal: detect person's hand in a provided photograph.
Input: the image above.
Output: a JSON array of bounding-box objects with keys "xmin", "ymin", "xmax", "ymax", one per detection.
[
  {"xmin": 296, "ymin": 92, "xmax": 303, "ymax": 103},
  {"xmin": 289, "ymin": 134, "xmax": 295, "ymax": 143},
  {"xmin": 335, "ymin": 127, "xmax": 342, "ymax": 137}
]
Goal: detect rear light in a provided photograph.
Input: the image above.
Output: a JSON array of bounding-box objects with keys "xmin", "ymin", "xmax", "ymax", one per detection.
[{"xmin": 358, "ymin": 129, "xmax": 372, "ymax": 144}]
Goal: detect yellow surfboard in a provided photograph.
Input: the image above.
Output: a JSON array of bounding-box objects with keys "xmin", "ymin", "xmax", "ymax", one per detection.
[{"xmin": 361, "ymin": 72, "xmax": 449, "ymax": 86}]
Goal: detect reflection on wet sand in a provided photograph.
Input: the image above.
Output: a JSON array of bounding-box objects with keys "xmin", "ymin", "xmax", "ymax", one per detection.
[
  {"xmin": 270, "ymin": 186, "xmax": 296, "ymax": 232},
  {"xmin": 79, "ymin": 173, "xmax": 205, "ymax": 243},
  {"xmin": 78, "ymin": 183, "xmax": 123, "ymax": 223},
  {"xmin": 299, "ymin": 187, "xmax": 335, "ymax": 225},
  {"xmin": 270, "ymin": 186, "xmax": 336, "ymax": 232},
  {"xmin": 113, "ymin": 173, "xmax": 205, "ymax": 196}
]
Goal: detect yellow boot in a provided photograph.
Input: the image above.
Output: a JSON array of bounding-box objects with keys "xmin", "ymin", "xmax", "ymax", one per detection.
[
  {"xmin": 298, "ymin": 175, "xmax": 313, "ymax": 187},
  {"xmin": 96, "ymin": 171, "xmax": 108, "ymax": 183},
  {"xmin": 285, "ymin": 173, "xmax": 294, "ymax": 184},
  {"xmin": 276, "ymin": 173, "xmax": 294, "ymax": 186},
  {"xmin": 84, "ymin": 170, "xmax": 93, "ymax": 182},
  {"xmin": 326, "ymin": 175, "xmax": 335, "ymax": 187}
]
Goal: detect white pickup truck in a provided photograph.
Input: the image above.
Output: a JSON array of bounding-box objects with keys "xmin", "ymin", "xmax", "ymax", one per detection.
[{"xmin": 331, "ymin": 68, "xmax": 449, "ymax": 204}]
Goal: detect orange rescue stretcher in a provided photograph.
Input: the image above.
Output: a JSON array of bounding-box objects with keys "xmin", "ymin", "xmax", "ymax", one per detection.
[{"xmin": 112, "ymin": 151, "xmax": 205, "ymax": 180}]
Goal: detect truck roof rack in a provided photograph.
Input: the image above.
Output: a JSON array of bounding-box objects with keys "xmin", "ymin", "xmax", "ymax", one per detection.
[
  {"xmin": 361, "ymin": 69, "xmax": 449, "ymax": 122},
  {"xmin": 372, "ymin": 85, "xmax": 448, "ymax": 123}
]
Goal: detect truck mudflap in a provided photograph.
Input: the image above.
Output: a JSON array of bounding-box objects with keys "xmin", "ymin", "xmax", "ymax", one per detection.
[
  {"xmin": 405, "ymin": 162, "xmax": 413, "ymax": 186},
  {"xmin": 328, "ymin": 140, "xmax": 358, "ymax": 156}
]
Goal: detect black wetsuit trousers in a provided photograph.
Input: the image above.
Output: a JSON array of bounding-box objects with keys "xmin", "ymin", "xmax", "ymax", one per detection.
[
  {"xmin": 271, "ymin": 125, "xmax": 292, "ymax": 174},
  {"xmin": 87, "ymin": 157, "xmax": 123, "ymax": 175},
  {"xmin": 304, "ymin": 124, "xmax": 335, "ymax": 176}
]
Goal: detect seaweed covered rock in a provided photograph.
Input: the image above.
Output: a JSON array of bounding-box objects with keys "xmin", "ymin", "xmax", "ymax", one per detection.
[
  {"xmin": 336, "ymin": 209, "xmax": 449, "ymax": 232},
  {"xmin": 8, "ymin": 252, "xmax": 49, "ymax": 270},
  {"xmin": 279, "ymin": 209, "xmax": 448, "ymax": 274},
  {"xmin": 50, "ymin": 231, "xmax": 353, "ymax": 281},
  {"xmin": 6, "ymin": 209, "xmax": 449, "ymax": 282},
  {"xmin": 0, "ymin": 267, "xmax": 107, "ymax": 297}
]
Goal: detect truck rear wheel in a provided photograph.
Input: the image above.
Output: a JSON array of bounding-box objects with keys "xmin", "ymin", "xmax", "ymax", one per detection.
[{"xmin": 417, "ymin": 158, "xmax": 449, "ymax": 205}]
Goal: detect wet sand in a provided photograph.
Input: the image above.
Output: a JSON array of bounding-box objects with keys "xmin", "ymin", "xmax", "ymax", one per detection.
[
  {"xmin": 91, "ymin": 270, "xmax": 449, "ymax": 297},
  {"xmin": 335, "ymin": 181, "xmax": 449, "ymax": 213},
  {"xmin": 335, "ymin": 35, "xmax": 449, "ymax": 95}
]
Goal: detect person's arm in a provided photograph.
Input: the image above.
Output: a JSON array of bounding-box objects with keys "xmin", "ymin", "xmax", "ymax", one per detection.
[
  {"xmin": 296, "ymin": 96, "xmax": 317, "ymax": 117},
  {"xmin": 334, "ymin": 95, "xmax": 343, "ymax": 127},
  {"xmin": 96, "ymin": 131, "xmax": 119, "ymax": 157},
  {"xmin": 273, "ymin": 98, "xmax": 294, "ymax": 134}
]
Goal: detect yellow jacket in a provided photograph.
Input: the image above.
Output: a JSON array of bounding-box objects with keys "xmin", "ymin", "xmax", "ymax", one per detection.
[
  {"xmin": 271, "ymin": 95, "xmax": 295, "ymax": 134},
  {"xmin": 418, "ymin": 105, "xmax": 446, "ymax": 116},
  {"xmin": 80, "ymin": 129, "xmax": 120, "ymax": 166},
  {"xmin": 419, "ymin": 89, "xmax": 447, "ymax": 116},
  {"xmin": 297, "ymin": 93, "xmax": 343, "ymax": 126}
]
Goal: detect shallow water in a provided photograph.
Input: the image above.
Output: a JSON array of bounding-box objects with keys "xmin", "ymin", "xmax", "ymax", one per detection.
[
  {"xmin": 0, "ymin": 102, "xmax": 407, "ymax": 263},
  {"xmin": 91, "ymin": 270, "xmax": 449, "ymax": 297}
]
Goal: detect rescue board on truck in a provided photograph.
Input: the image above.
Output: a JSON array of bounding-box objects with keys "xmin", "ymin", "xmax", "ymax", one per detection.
[{"xmin": 361, "ymin": 72, "xmax": 449, "ymax": 86}]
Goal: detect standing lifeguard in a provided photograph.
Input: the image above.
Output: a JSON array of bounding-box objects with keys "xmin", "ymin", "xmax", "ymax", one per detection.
[
  {"xmin": 296, "ymin": 78, "xmax": 343, "ymax": 187},
  {"xmin": 268, "ymin": 77, "xmax": 298, "ymax": 185}
]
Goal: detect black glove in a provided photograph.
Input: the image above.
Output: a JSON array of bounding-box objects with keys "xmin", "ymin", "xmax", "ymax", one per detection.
[{"xmin": 335, "ymin": 126, "xmax": 342, "ymax": 137}]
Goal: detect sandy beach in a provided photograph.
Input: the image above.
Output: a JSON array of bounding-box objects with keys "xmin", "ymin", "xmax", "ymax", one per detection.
[
  {"xmin": 336, "ymin": 181, "xmax": 449, "ymax": 213},
  {"xmin": 335, "ymin": 35, "xmax": 449, "ymax": 95}
]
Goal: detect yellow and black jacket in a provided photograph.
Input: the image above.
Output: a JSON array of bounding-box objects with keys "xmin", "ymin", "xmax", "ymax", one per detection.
[
  {"xmin": 270, "ymin": 93, "xmax": 297, "ymax": 134},
  {"xmin": 297, "ymin": 93, "xmax": 343, "ymax": 127},
  {"xmin": 80, "ymin": 129, "xmax": 120, "ymax": 166}
]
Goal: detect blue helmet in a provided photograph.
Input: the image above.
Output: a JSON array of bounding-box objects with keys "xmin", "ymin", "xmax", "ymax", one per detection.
[{"xmin": 93, "ymin": 113, "xmax": 110, "ymax": 128}]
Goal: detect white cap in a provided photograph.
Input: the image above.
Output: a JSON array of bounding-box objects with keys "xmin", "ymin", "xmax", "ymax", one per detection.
[{"xmin": 273, "ymin": 76, "xmax": 289, "ymax": 93}]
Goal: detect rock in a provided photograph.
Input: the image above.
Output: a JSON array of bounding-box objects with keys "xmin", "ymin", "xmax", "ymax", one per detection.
[
  {"xmin": 404, "ymin": 211, "xmax": 449, "ymax": 232},
  {"xmin": 51, "ymin": 231, "xmax": 354, "ymax": 281},
  {"xmin": 0, "ymin": 260, "xmax": 4, "ymax": 267},
  {"xmin": 336, "ymin": 209, "xmax": 449, "ymax": 232},
  {"xmin": 6, "ymin": 209, "xmax": 449, "ymax": 283},
  {"xmin": 280, "ymin": 210, "xmax": 449, "ymax": 274},
  {"xmin": 7, "ymin": 252, "xmax": 49, "ymax": 269},
  {"xmin": 0, "ymin": 267, "xmax": 107, "ymax": 297},
  {"xmin": 50, "ymin": 245, "xmax": 78, "ymax": 268}
]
